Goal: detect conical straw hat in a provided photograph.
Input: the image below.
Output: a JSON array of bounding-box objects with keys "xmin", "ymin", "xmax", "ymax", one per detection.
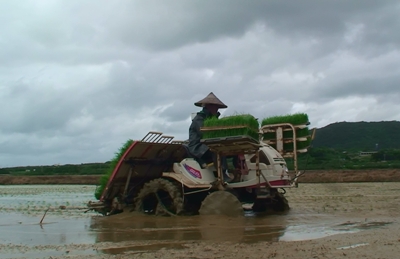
[{"xmin": 194, "ymin": 92, "xmax": 228, "ymax": 108}]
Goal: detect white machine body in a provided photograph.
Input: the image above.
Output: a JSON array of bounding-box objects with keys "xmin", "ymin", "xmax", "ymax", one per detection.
[{"xmin": 173, "ymin": 142, "xmax": 292, "ymax": 189}]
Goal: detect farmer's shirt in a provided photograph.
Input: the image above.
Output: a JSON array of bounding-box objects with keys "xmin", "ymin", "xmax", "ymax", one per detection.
[{"xmin": 188, "ymin": 108, "xmax": 220, "ymax": 159}]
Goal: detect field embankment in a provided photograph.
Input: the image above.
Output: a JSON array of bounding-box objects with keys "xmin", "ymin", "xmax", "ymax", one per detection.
[
  {"xmin": 0, "ymin": 175, "xmax": 100, "ymax": 185},
  {"xmin": 1, "ymin": 169, "xmax": 400, "ymax": 185},
  {"xmin": 295, "ymin": 169, "xmax": 400, "ymax": 183}
]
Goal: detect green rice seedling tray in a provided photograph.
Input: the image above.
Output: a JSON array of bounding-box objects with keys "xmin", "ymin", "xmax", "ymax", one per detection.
[
  {"xmin": 261, "ymin": 113, "xmax": 309, "ymax": 126},
  {"xmin": 201, "ymin": 114, "xmax": 260, "ymax": 141},
  {"xmin": 200, "ymin": 135, "xmax": 260, "ymax": 154},
  {"xmin": 261, "ymin": 113, "xmax": 311, "ymax": 153}
]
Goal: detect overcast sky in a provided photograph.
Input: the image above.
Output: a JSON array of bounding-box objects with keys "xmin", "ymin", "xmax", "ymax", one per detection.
[{"xmin": 1, "ymin": 0, "xmax": 400, "ymax": 167}]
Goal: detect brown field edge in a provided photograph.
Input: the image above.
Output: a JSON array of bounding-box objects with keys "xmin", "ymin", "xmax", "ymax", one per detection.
[
  {"xmin": 1, "ymin": 169, "xmax": 400, "ymax": 185},
  {"xmin": 0, "ymin": 175, "xmax": 100, "ymax": 185}
]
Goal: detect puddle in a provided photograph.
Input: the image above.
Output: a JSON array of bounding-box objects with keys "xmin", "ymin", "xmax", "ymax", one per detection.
[
  {"xmin": 335, "ymin": 221, "xmax": 392, "ymax": 231},
  {"xmin": 101, "ymin": 243, "xmax": 185, "ymax": 254},
  {"xmin": 337, "ymin": 243, "xmax": 369, "ymax": 250},
  {"xmin": 279, "ymin": 224, "xmax": 357, "ymax": 241},
  {"xmin": 280, "ymin": 221, "xmax": 392, "ymax": 242}
]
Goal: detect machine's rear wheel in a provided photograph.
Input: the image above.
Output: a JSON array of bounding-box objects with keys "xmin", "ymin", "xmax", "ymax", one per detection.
[
  {"xmin": 199, "ymin": 190, "xmax": 243, "ymax": 217},
  {"xmin": 133, "ymin": 178, "xmax": 183, "ymax": 216},
  {"xmin": 252, "ymin": 191, "xmax": 290, "ymax": 213},
  {"xmin": 272, "ymin": 192, "xmax": 290, "ymax": 212}
]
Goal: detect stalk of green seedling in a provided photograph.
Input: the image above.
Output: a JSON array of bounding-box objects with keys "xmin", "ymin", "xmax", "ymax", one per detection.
[{"xmin": 94, "ymin": 139, "xmax": 134, "ymax": 200}]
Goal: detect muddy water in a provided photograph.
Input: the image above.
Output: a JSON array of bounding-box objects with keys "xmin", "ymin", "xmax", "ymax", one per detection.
[
  {"xmin": 90, "ymin": 210, "xmax": 355, "ymax": 245},
  {"xmin": 0, "ymin": 183, "xmax": 397, "ymax": 259}
]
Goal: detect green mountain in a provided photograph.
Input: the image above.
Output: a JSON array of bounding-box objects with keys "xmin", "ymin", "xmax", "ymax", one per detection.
[{"xmin": 312, "ymin": 121, "xmax": 400, "ymax": 150}]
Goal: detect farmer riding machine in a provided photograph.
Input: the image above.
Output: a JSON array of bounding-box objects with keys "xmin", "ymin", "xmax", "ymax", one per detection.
[{"xmin": 88, "ymin": 119, "xmax": 315, "ymax": 217}]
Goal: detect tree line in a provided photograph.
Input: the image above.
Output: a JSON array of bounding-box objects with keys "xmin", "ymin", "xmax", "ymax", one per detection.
[
  {"xmin": 2, "ymin": 148, "xmax": 400, "ymax": 176},
  {"xmin": 0, "ymin": 163, "xmax": 110, "ymax": 175},
  {"xmin": 285, "ymin": 148, "xmax": 400, "ymax": 170}
]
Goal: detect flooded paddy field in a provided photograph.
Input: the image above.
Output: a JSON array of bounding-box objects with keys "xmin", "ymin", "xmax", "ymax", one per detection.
[{"xmin": 0, "ymin": 183, "xmax": 400, "ymax": 259}]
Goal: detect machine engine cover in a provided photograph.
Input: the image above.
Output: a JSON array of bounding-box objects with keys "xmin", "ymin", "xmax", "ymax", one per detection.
[{"xmin": 175, "ymin": 158, "xmax": 217, "ymax": 184}]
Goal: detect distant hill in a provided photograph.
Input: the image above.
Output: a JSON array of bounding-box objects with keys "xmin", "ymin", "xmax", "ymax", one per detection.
[{"xmin": 312, "ymin": 121, "xmax": 400, "ymax": 150}]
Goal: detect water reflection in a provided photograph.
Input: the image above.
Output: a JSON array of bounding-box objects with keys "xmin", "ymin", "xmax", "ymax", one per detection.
[
  {"xmin": 89, "ymin": 212, "xmax": 288, "ymax": 245},
  {"xmin": 0, "ymin": 212, "xmax": 97, "ymax": 246}
]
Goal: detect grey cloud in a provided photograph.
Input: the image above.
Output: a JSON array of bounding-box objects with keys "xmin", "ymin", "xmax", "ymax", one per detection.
[
  {"xmin": 1, "ymin": 0, "xmax": 400, "ymax": 167},
  {"xmin": 159, "ymin": 101, "xmax": 194, "ymax": 122},
  {"xmin": 1, "ymin": 83, "xmax": 81, "ymax": 134},
  {"xmin": 109, "ymin": 0, "xmax": 393, "ymax": 51}
]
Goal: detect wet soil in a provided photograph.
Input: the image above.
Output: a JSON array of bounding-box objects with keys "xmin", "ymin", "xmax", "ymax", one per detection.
[
  {"xmin": 1, "ymin": 183, "xmax": 400, "ymax": 258},
  {"xmin": 1, "ymin": 169, "xmax": 400, "ymax": 185}
]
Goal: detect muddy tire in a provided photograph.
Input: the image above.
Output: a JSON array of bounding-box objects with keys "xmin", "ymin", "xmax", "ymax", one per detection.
[
  {"xmin": 252, "ymin": 192, "xmax": 290, "ymax": 212},
  {"xmin": 272, "ymin": 192, "xmax": 290, "ymax": 212},
  {"xmin": 199, "ymin": 190, "xmax": 243, "ymax": 217},
  {"xmin": 133, "ymin": 178, "xmax": 184, "ymax": 216},
  {"xmin": 252, "ymin": 199, "xmax": 268, "ymax": 212}
]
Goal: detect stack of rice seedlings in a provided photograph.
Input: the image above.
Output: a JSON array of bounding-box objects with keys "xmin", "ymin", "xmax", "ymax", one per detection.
[
  {"xmin": 261, "ymin": 113, "xmax": 310, "ymax": 151},
  {"xmin": 94, "ymin": 139, "xmax": 134, "ymax": 200},
  {"xmin": 202, "ymin": 114, "xmax": 260, "ymax": 141}
]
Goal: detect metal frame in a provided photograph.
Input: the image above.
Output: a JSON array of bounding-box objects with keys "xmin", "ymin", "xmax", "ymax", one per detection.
[
  {"xmin": 260, "ymin": 123, "xmax": 303, "ymax": 175},
  {"xmin": 141, "ymin": 131, "xmax": 179, "ymax": 144},
  {"xmin": 259, "ymin": 123, "xmax": 315, "ymax": 186}
]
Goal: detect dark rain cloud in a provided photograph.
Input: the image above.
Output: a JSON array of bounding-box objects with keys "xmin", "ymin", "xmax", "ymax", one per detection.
[{"xmin": 1, "ymin": 0, "xmax": 400, "ymax": 167}]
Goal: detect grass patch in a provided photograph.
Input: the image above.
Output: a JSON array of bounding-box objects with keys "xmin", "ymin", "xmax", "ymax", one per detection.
[
  {"xmin": 94, "ymin": 139, "xmax": 134, "ymax": 200},
  {"xmin": 202, "ymin": 114, "xmax": 260, "ymax": 141}
]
